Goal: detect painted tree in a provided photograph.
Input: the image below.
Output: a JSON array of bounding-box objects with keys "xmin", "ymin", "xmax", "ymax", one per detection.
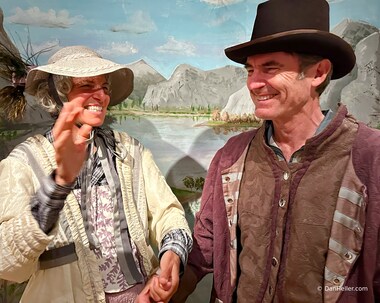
[
  {"xmin": 182, "ymin": 176, "xmax": 195, "ymax": 191},
  {"xmin": 194, "ymin": 177, "xmax": 205, "ymax": 192}
]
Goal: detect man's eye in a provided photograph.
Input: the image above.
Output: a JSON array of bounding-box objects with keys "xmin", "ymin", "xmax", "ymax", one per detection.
[{"xmin": 264, "ymin": 67, "xmax": 278, "ymax": 73}]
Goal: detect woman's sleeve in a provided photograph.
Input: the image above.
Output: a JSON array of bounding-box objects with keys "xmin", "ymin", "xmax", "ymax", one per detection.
[
  {"xmin": 141, "ymin": 147, "xmax": 192, "ymax": 249},
  {"xmin": 0, "ymin": 157, "xmax": 53, "ymax": 283}
]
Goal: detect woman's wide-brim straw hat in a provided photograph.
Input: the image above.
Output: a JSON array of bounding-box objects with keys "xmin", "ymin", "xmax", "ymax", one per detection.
[
  {"xmin": 25, "ymin": 45, "xmax": 134, "ymax": 106},
  {"xmin": 224, "ymin": 0, "xmax": 356, "ymax": 79}
]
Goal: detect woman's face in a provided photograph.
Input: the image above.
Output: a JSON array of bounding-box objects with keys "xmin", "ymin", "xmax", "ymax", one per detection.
[{"xmin": 66, "ymin": 75, "xmax": 111, "ymax": 127}]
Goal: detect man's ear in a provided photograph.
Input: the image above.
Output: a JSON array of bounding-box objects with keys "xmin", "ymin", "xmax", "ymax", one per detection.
[{"xmin": 311, "ymin": 59, "xmax": 332, "ymax": 87}]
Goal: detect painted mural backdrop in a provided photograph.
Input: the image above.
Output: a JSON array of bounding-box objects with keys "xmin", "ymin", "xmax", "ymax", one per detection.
[{"xmin": 0, "ymin": 0, "xmax": 379, "ymax": 302}]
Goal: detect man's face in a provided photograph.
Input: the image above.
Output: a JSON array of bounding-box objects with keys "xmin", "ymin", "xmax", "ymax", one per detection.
[
  {"xmin": 245, "ymin": 52, "xmax": 315, "ymax": 123},
  {"xmin": 67, "ymin": 75, "xmax": 111, "ymax": 127}
]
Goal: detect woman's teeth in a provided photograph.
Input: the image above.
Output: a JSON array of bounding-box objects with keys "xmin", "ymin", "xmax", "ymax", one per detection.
[{"xmin": 86, "ymin": 106, "xmax": 103, "ymax": 112}]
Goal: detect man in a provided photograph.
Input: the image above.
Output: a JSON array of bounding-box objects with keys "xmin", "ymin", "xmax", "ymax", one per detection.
[{"xmin": 171, "ymin": 0, "xmax": 380, "ymax": 302}]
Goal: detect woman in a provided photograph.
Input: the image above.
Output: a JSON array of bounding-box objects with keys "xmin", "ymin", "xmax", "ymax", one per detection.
[{"xmin": 0, "ymin": 45, "xmax": 192, "ymax": 303}]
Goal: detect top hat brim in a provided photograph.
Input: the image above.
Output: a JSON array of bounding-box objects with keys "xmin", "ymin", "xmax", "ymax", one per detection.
[
  {"xmin": 225, "ymin": 30, "xmax": 356, "ymax": 79},
  {"xmin": 25, "ymin": 57, "xmax": 134, "ymax": 106}
]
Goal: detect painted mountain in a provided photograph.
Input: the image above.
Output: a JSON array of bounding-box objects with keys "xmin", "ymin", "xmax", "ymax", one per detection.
[
  {"xmin": 126, "ymin": 59, "xmax": 166, "ymax": 104},
  {"xmin": 141, "ymin": 64, "xmax": 247, "ymax": 110},
  {"xmin": 321, "ymin": 20, "xmax": 380, "ymax": 126},
  {"xmin": 221, "ymin": 85, "xmax": 254, "ymax": 116}
]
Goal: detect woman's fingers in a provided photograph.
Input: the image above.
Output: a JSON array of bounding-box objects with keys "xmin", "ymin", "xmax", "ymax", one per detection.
[
  {"xmin": 75, "ymin": 124, "xmax": 93, "ymax": 144},
  {"xmin": 52, "ymin": 103, "xmax": 91, "ymax": 185},
  {"xmin": 53, "ymin": 103, "xmax": 81, "ymax": 140},
  {"xmin": 53, "ymin": 103, "xmax": 93, "ymax": 146}
]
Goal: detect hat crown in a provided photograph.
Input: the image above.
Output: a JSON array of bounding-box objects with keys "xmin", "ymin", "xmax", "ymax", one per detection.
[
  {"xmin": 48, "ymin": 46, "xmax": 101, "ymax": 64},
  {"xmin": 252, "ymin": 0, "xmax": 330, "ymax": 40}
]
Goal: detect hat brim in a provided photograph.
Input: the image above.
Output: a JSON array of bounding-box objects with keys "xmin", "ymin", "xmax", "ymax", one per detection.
[
  {"xmin": 25, "ymin": 57, "xmax": 134, "ymax": 106},
  {"xmin": 225, "ymin": 30, "xmax": 356, "ymax": 79}
]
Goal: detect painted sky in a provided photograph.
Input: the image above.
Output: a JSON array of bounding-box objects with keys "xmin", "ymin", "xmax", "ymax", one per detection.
[{"xmin": 1, "ymin": 0, "xmax": 379, "ymax": 79}]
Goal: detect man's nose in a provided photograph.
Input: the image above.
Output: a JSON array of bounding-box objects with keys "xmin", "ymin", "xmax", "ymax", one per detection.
[{"xmin": 247, "ymin": 71, "xmax": 266, "ymax": 90}]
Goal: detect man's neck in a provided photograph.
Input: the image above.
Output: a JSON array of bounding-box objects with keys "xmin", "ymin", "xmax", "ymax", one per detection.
[{"xmin": 271, "ymin": 105, "xmax": 324, "ymax": 161}]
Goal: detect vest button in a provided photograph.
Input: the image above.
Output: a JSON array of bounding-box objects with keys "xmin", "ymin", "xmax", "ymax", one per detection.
[
  {"xmin": 279, "ymin": 198, "xmax": 286, "ymax": 208},
  {"xmin": 283, "ymin": 171, "xmax": 290, "ymax": 180},
  {"xmin": 344, "ymin": 252, "xmax": 353, "ymax": 260},
  {"xmin": 333, "ymin": 277, "xmax": 341, "ymax": 285},
  {"xmin": 271, "ymin": 257, "xmax": 278, "ymax": 267}
]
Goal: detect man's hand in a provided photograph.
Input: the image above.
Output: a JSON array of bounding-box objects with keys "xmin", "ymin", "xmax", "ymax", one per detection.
[{"xmin": 53, "ymin": 102, "xmax": 92, "ymax": 185}]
